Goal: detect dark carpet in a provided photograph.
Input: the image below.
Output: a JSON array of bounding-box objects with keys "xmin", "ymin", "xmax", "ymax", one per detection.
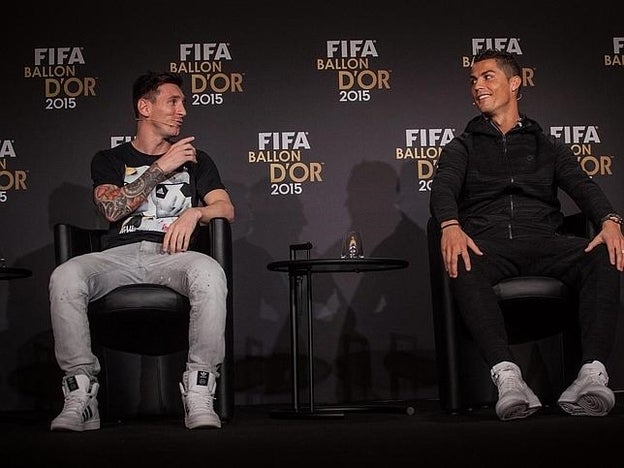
[{"xmin": 1, "ymin": 396, "xmax": 623, "ymax": 467}]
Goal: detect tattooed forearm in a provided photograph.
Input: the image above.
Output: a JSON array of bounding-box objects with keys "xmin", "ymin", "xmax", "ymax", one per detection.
[{"xmin": 94, "ymin": 163, "xmax": 168, "ymax": 221}]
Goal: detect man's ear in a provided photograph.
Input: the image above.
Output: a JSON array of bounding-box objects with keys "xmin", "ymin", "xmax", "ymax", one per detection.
[
  {"xmin": 137, "ymin": 97, "xmax": 151, "ymax": 118},
  {"xmin": 511, "ymin": 75, "xmax": 522, "ymax": 92}
]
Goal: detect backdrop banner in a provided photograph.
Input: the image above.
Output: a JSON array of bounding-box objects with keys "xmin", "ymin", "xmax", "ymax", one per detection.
[{"xmin": 1, "ymin": 1, "xmax": 622, "ymax": 411}]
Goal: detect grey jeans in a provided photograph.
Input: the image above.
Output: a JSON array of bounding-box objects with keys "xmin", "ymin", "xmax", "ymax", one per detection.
[{"xmin": 49, "ymin": 240, "xmax": 227, "ymax": 380}]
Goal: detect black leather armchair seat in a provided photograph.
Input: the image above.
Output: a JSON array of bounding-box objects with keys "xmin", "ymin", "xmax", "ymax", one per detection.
[
  {"xmin": 88, "ymin": 284, "xmax": 191, "ymax": 356},
  {"xmin": 54, "ymin": 217, "xmax": 234, "ymax": 422},
  {"xmin": 427, "ymin": 213, "xmax": 592, "ymax": 413}
]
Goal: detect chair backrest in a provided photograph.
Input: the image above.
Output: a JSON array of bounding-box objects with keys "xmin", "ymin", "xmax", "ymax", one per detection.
[
  {"xmin": 426, "ymin": 213, "xmax": 592, "ymax": 343},
  {"xmin": 54, "ymin": 219, "xmax": 233, "ymax": 309},
  {"xmin": 427, "ymin": 212, "xmax": 595, "ymax": 308},
  {"xmin": 53, "ymin": 218, "xmax": 233, "ymax": 359}
]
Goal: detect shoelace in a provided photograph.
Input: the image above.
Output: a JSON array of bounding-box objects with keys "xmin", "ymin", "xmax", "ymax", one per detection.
[
  {"xmin": 62, "ymin": 391, "xmax": 89, "ymax": 415},
  {"xmin": 184, "ymin": 389, "xmax": 216, "ymax": 412},
  {"xmin": 495, "ymin": 370, "xmax": 522, "ymax": 393}
]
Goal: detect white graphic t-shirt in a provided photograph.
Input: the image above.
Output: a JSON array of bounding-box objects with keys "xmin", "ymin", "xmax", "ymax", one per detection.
[{"xmin": 91, "ymin": 141, "xmax": 225, "ymax": 250}]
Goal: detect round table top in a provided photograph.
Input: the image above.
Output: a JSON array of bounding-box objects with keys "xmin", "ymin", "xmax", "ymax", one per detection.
[
  {"xmin": 0, "ymin": 267, "xmax": 32, "ymax": 281},
  {"xmin": 267, "ymin": 257, "xmax": 408, "ymax": 274}
]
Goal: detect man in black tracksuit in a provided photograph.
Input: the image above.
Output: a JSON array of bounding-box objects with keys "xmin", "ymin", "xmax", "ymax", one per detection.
[{"xmin": 429, "ymin": 49, "xmax": 624, "ymax": 421}]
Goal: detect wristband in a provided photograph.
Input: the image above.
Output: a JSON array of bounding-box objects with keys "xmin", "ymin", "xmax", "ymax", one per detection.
[
  {"xmin": 600, "ymin": 213, "xmax": 623, "ymax": 226},
  {"xmin": 441, "ymin": 222, "xmax": 460, "ymax": 230}
]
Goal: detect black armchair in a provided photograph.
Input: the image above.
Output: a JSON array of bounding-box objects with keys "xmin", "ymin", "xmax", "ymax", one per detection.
[
  {"xmin": 53, "ymin": 217, "xmax": 234, "ymax": 422},
  {"xmin": 427, "ymin": 213, "xmax": 594, "ymax": 413}
]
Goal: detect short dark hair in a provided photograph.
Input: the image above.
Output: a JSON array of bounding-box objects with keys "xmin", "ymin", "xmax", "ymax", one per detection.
[
  {"xmin": 132, "ymin": 71, "xmax": 183, "ymax": 117},
  {"xmin": 473, "ymin": 49, "xmax": 522, "ymax": 83}
]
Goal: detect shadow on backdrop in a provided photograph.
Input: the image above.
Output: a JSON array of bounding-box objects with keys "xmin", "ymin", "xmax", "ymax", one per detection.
[
  {"xmin": 309, "ymin": 160, "xmax": 437, "ymax": 403},
  {"xmin": 228, "ymin": 178, "xmax": 331, "ymax": 406},
  {"xmin": 348, "ymin": 161, "xmax": 437, "ymax": 402},
  {"xmin": 3, "ymin": 182, "xmax": 101, "ymax": 412}
]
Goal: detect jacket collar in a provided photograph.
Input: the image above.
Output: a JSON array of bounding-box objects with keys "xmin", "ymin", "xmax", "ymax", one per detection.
[{"xmin": 465, "ymin": 114, "xmax": 542, "ymax": 136}]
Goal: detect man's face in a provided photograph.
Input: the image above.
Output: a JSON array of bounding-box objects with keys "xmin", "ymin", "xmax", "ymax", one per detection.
[
  {"xmin": 146, "ymin": 83, "xmax": 187, "ymax": 137},
  {"xmin": 469, "ymin": 58, "xmax": 516, "ymax": 116}
]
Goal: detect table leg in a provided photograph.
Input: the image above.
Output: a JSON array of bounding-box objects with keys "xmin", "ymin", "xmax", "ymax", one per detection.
[
  {"xmin": 290, "ymin": 272, "xmax": 299, "ymax": 411},
  {"xmin": 270, "ymin": 270, "xmax": 344, "ymax": 419},
  {"xmin": 306, "ymin": 270, "xmax": 314, "ymax": 413}
]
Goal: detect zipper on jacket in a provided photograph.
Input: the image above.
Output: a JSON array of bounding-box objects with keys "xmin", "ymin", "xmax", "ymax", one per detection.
[
  {"xmin": 501, "ymin": 131, "xmax": 514, "ymax": 239},
  {"xmin": 488, "ymin": 119, "xmax": 516, "ymax": 239}
]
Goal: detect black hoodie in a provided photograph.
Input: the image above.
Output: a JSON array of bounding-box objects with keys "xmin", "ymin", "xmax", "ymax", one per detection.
[{"xmin": 429, "ymin": 114, "xmax": 614, "ymax": 240}]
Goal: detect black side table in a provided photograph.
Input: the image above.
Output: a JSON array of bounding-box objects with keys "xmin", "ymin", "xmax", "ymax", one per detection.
[
  {"xmin": 267, "ymin": 254, "xmax": 410, "ymax": 419},
  {"xmin": 0, "ymin": 267, "xmax": 32, "ymax": 281}
]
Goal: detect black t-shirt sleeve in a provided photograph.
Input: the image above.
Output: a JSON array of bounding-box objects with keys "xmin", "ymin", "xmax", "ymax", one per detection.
[
  {"xmin": 91, "ymin": 148, "xmax": 125, "ymax": 188},
  {"xmin": 194, "ymin": 150, "xmax": 226, "ymax": 202}
]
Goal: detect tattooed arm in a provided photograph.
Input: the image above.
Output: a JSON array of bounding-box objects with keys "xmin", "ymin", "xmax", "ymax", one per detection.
[
  {"xmin": 93, "ymin": 137, "xmax": 199, "ymax": 222},
  {"xmin": 94, "ymin": 163, "xmax": 168, "ymax": 222}
]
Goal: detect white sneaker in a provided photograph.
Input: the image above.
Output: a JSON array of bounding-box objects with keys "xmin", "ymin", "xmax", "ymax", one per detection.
[
  {"xmin": 558, "ymin": 360, "xmax": 615, "ymax": 416},
  {"xmin": 50, "ymin": 374, "xmax": 100, "ymax": 431},
  {"xmin": 179, "ymin": 370, "xmax": 221, "ymax": 429},
  {"xmin": 490, "ymin": 361, "xmax": 542, "ymax": 421}
]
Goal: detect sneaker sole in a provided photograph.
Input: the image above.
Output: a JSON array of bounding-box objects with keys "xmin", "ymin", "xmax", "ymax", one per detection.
[
  {"xmin": 559, "ymin": 395, "xmax": 614, "ymax": 416},
  {"xmin": 185, "ymin": 418, "xmax": 221, "ymax": 429},
  {"xmin": 50, "ymin": 419, "xmax": 101, "ymax": 432},
  {"xmin": 498, "ymin": 403, "xmax": 540, "ymax": 421},
  {"xmin": 558, "ymin": 386, "xmax": 615, "ymax": 417},
  {"xmin": 496, "ymin": 389, "xmax": 542, "ymax": 421}
]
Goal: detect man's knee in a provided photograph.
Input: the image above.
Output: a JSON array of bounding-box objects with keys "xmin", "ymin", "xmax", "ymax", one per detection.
[
  {"xmin": 587, "ymin": 243, "xmax": 613, "ymax": 267},
  {"xmin": 49, "ymin": 261, "xmax": 83, "ymax": 292},
  {"xmin": 188, "ymin": 257, "xmax": 227, "ymax": 289}
]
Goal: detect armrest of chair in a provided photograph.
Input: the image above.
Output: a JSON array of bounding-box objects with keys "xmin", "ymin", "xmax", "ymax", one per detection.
[
  {"xmin": 56, "ymin": 218, "xmax": 234, "ymax": 267},
  {"xmin": 207, "ymin": 217, "xmax": 233, "ymax": 278},
  {"xmin": 193, "ymin": 217, "xmax": 234, "ymax": 420},
  {"xmin": 193, "ymin": 216, "xmax": 233, "ymax": 306},
  {"xmin": 55, "ymin": 218, "xmax": 233, "ymax": 309},
  {"xmin": 54, "ymin": 223, "xmax": 106, "ymax": 265},
  {"xmin": 426, "ymin": 217, "xmax": 460, "ymax": 409},
  {"xmin": 192, "ymin": 217, "xmax": 233, "ymax": 283},
  {"xmin": 561, "ymin": 212, "xmax": 596, "ymax": 239}
]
